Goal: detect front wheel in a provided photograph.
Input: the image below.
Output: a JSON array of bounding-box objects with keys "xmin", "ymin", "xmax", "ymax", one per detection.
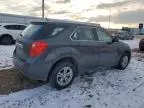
[
  {"xmin": 49, "ymin": 61, "xmax": 75, "ymax": 89},
  {"xmin": 117, "ymin": 53, "xmax": 130, "ymax": 70}
]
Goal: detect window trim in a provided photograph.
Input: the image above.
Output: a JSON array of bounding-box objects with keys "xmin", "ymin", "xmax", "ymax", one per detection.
[
  {"xmin": 95, "ymin": 28, "xmax": 112, "ymax": 42},
  {"xmin": 70, "ymin": 26, "xmax": 99, "ymax": 42}
]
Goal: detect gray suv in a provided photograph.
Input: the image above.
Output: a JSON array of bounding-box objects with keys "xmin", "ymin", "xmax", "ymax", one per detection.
[{"xmin": 13, "ymin": 20, "xmax": 131, "ymax": 89}]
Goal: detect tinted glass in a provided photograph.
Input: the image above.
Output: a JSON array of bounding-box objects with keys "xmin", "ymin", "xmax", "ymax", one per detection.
[
  {"xmin": 4, "ymin": 25, "xmax": 17, "ymax": 30},
  {"xmin": 71, "ymin": 27, "xmax": 95, "ymax": 41},
  {"xmin": 4, "ymin": 25, "xmax": 26, "ymax": 30},
  {"xmin": 18, "ymin": 25, "xmax": 26, "ymax": 30},
  {"xmin": 96, "ymin": 29, "xmax": 112, "ymax": 42},
  {"xmin": 21, "ymin": 24, "xmax": 42, "ymax": 38},
  {"xmin": 21, "ymin": 23, "xmax": 68, "ymax": 39}
]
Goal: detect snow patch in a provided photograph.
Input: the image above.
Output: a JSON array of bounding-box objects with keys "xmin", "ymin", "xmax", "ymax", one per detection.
[
  {"xmin": 121, "ymin": 39, "xmax": 140, "ymax": 49},
  {"xmin": 0, "ymin": 57, "xmax": 144, "ymax": 108},
  {"xmin": 0, "ymin": 45, "xmax": 15, "ymax": 70}
]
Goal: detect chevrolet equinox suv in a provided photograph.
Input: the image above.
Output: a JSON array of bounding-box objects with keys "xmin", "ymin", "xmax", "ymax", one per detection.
[{"xmin": 13, "ymin": 20, "xmax": 131, "ymax": 89}]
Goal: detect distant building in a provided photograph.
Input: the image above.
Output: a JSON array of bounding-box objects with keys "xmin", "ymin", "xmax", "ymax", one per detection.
[{"xmin": 0, "ymin": 13, "xmax": 44, "ymax": 25}]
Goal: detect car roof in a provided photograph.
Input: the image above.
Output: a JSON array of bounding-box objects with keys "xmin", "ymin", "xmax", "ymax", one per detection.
[{"xmin": 31, "ymin": 19, "xmax": 101, "ymax": 28}]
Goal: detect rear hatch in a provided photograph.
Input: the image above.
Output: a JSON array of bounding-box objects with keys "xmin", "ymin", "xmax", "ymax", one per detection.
[{"xmin": 15, "ymin": 22, "xmax": 69, "ymax": 61}]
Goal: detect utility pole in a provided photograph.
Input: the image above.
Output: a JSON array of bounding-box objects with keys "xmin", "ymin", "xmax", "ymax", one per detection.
[
  {"xmin": 42, "ymin": 0, "xmax": 44, "ymax": 18},
  {"xmin": 108, "ymin": 7, "xmax": 111, "ymax": 29}
]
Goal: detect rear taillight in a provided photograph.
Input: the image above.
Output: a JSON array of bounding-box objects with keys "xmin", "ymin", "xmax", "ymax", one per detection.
[{"xmin": 30, "ymin": 41, "xmax": 48, "ymax": 57}]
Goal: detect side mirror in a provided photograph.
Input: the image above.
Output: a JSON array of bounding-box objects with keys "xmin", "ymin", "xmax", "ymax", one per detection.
[{"xmin": 112, "ymin": 37, "xmax": 119, "ymax": 42}]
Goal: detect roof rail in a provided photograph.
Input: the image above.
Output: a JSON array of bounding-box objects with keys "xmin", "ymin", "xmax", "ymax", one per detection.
[{"xmin": 46, "ymin": 19, "xmax": 101, "ymax": 27}]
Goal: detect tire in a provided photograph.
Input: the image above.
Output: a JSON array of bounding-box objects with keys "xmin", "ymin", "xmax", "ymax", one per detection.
[
  {"xmin": 49, "ymin": 61, "xmax": 75, "ymax": 89},
  {"xmin": 140, "ymin": 47, "xmax": 144, "ymax": 51},
  {"xmin": 117, "ymin": 53, "xmax": 130, "ymax": 70},
  {"xmin": 0, "ymin": 35, "xmax": 13, "ymax": 45}
]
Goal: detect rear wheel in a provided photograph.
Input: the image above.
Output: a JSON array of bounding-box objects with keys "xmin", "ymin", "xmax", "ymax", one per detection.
[
  {"xmin": 49, "ymin": 61, "xmax": 75, "ymax": 89},
  {"xmin": 117, "ymin": 53, "xmax": 130, "ymax": 70},
  {"xmin": 0, "ymin": 35, "xmax": 13, "ymax": 45}
]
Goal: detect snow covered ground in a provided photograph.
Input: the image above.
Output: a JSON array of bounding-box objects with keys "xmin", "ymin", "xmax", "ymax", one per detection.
[
  {"xmin": 0, "ymin": 39, "xmax": 140, "ymax": 70},
  {"xmin": 0, "ymin": 55, "xmax": 144, "ymax": 108},
  {"xmin": 0, "ymin": 45, "xmax": 15, "ymax": 70},
  {"xmin": 120, "ymin": 39, "xmax": 140, "ymax": 49}
]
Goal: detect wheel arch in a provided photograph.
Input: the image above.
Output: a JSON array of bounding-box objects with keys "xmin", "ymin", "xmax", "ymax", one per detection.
[
  {"xmin": 0, "ymin": 34, "xmax": 14, "ymax": 41},
  {"xmin": 117, "ymin": 49, "xmax": 131, "ymax": 65},
  {"xmin": 123, "ymin": 50, "xmax": 131, "ymax": 59},
  {"xmin": 47, "ymin": 56, "xmax": 79, "ymax": 81}
]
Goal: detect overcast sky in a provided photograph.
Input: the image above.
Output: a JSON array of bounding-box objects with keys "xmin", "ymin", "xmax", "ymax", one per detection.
[{"xmin": 0, "ymin": 0, "xmax": 144, "ymax": 28}]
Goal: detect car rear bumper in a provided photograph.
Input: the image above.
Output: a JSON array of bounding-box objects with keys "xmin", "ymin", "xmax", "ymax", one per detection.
[{"xmin": 13, "ymin": 55, "xmax": 51, "ymax": 81}]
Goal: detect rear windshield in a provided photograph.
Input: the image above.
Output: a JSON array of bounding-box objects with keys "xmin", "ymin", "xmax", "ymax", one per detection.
[{"xmin": 21, "ymin": 23, "xmax": 69, "ymax": 39}]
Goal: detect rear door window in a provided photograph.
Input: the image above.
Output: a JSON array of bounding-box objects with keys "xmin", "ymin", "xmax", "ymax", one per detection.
[{"xmin": 71, "ymin": 27, "xmax": 96, "ymax": 41}]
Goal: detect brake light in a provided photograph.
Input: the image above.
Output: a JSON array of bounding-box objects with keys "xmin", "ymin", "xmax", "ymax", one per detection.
[{"xmin": 30, "ymin": 41, "xmax": 48, "ymax": 57}]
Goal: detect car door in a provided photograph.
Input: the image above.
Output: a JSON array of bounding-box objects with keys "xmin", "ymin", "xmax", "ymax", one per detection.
[
  {"xmin": 71, "ymin": 26, "xmax": 103, "ymax": 69},
  {"xmin": 95, "ymin": 27, "xmax": 118, "ymax": 67},
  {"xmin": 4, "ymin": 25, "xmax": 19, "ymax": 39}
]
